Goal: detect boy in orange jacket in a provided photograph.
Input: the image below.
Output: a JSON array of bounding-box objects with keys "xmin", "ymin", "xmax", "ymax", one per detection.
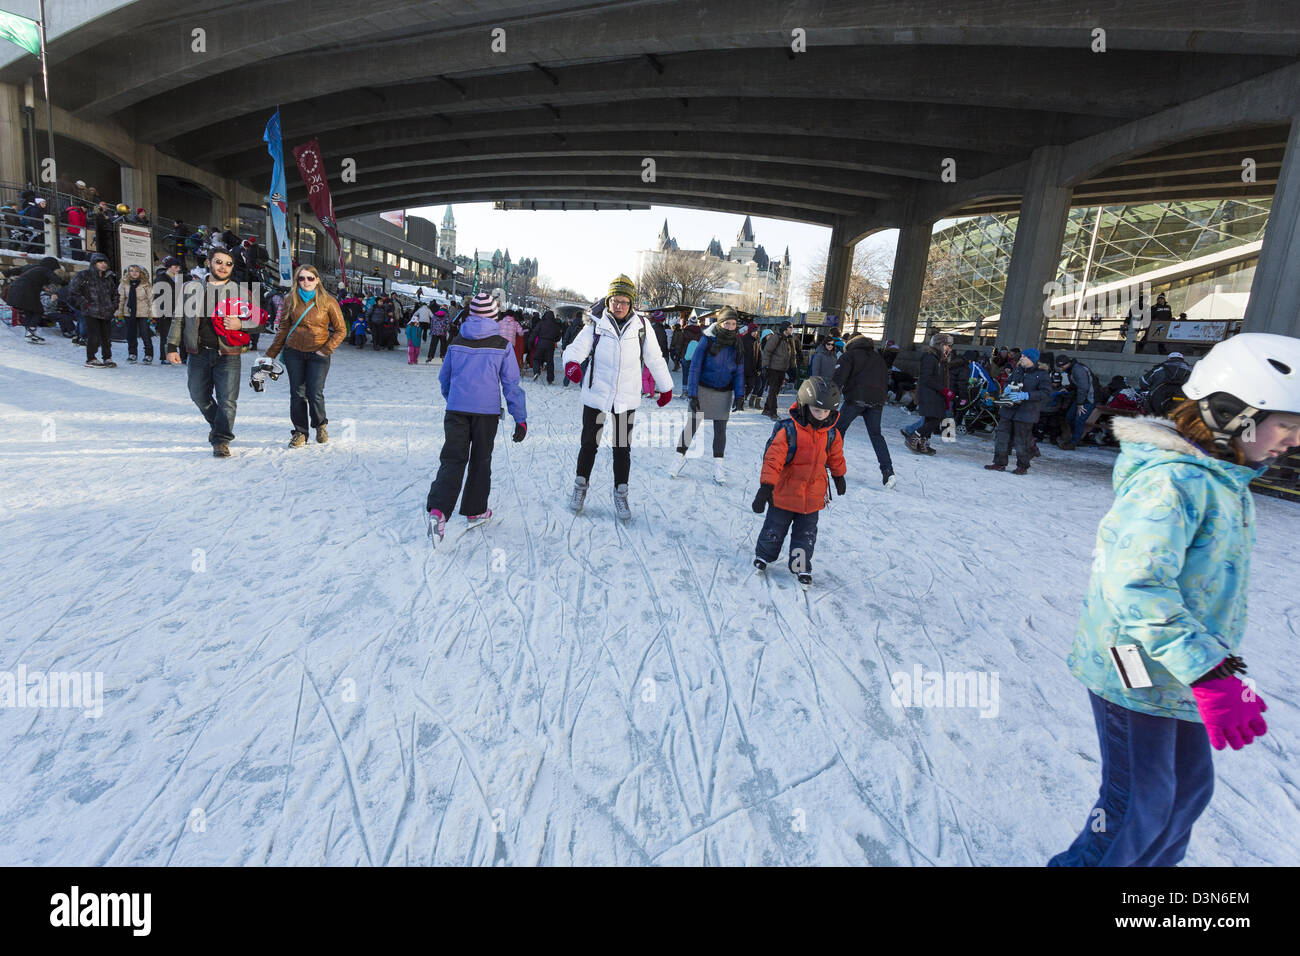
[{"xmin": 751, "ymin": 377, "xmax": 848, "ymax": 588}]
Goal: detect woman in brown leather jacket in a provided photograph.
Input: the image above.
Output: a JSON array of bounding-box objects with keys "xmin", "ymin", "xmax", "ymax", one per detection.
[{"xmin": 265, "ymin": 265, "xmax": 348, "ymax": 447}]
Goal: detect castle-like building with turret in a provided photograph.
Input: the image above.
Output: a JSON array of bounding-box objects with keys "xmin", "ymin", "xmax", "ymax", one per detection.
[{"xmin": 636, "ymin": 215, "xmax": 791, "ymax": 314}]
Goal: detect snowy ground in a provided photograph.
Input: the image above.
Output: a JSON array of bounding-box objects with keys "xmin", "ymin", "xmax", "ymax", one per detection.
[{"xmin": 1, "ymin": 324, "xmax": 1297, "ymax": 867}]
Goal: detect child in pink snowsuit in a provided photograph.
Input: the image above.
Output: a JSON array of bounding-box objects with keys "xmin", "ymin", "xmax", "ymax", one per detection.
[{"xmin": 405, "ymin": 319, "xmax": 423, "ymax": 364}]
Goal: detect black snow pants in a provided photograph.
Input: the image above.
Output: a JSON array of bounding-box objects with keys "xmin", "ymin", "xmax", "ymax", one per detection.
[{"xmin": 427, "ymin": 411, "xmax": 499, "ymax": 517}]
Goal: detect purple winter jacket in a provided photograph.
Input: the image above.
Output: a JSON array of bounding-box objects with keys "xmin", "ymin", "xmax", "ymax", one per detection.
[{"xmin": 439, "ymin": 315, "xmax": 527, "ymax": 423}]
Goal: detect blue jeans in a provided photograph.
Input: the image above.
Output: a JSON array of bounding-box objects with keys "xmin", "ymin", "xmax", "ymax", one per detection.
[
  {"xmin": 756, "ymin": 504, "xmax": 819, "ymax": 572},
  {"xmin": 187, "ymin": 348, "xmax": 241, "ymax": 445},
  {"xmin": 281, "ymin": 347, "xmax": 331, "ymax": 434},
  {"xmin": 837, "ymin": 401, "xmax": 893, "ymax": 474},
  {"xmin": 1070, "ymin": 401, "xmax": 1096, "ymax": 443},
  {"xmin": 902, "ymin": 416, "xmax": 924, "ymax": 436},
  {"xmin": 1048, "ymin": 691, "xmax": 1214, "ymax": 867}
]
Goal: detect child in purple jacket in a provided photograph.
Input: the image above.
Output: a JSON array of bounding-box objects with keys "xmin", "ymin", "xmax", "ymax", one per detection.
[{"xmin": 426, "ymin": 292, "xmax": 527, "ymax": 543}]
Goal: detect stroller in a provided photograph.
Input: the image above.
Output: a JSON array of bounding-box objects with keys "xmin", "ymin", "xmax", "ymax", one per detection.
[{"xmin": 955, "ymin": 362, "xmax": 1001, "ymax": 434}]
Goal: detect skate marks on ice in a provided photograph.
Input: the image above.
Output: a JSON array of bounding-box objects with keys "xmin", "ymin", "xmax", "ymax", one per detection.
[{"xmin": 2, "ymin": 335, "xmax": 1298, "ymax": 865}]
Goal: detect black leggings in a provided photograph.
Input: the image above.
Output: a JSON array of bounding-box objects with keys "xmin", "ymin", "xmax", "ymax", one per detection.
[
  {"xmin": 677, "ymin": 412, "xmax": 727, "ymax": 457},
  {"xmin": 577, "ymin": 405, "xmax": 636, "ymax": 486}
]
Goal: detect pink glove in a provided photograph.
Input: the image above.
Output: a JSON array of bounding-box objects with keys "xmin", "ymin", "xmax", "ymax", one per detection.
[
  {"xmin": 565, "ymin": 361, "xmax": 582, "ymax": 383},
  {"xmin": 1192, "ymin": 675, "xmax": 1268, "ymax": 750},
  {"xmin": 657, "ymin": 389, "xmax": 673, "ymax": 407}
]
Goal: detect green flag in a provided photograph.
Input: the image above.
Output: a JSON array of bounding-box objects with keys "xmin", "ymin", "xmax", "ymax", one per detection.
[{"xmin": 0, "ymin": 11, "xmax": 40, "ymax": 57}]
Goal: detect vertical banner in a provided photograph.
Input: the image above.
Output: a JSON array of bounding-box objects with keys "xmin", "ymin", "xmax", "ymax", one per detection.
[
  {"xmin": 291, "ymin": 138, "xmax": 345, "ymax": 285},
  {"xmin": 262, "ymin": 111, "xmax": 292, "ymax": 285}
]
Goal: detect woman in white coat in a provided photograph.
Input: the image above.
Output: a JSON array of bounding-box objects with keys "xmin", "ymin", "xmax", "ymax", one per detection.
[{"xmin": 562, "ymin": 275, "xmax": 674, "ymax": 519}]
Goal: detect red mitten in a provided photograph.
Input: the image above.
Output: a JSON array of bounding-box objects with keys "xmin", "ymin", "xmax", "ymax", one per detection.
[
  {"xmin": 657, "ymin": 389, "xmax": 673, "ymax": 407},
  {"xmin": 565, "ymin": 361, "xmax": 583, "ymax": 383}
]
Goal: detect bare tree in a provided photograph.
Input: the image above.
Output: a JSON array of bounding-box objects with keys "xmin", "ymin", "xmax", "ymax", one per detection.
[
  {"xmin": 802, "ymin": 244, "xmax": 892, "ymax": 318},
  {"xmin": 638, "ymin": 250, "xmax": 729, "ymax": 307}
]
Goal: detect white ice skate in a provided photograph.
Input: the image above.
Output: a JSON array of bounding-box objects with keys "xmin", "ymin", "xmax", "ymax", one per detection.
[{"xmin": 613, "ymin": 483, "xmax": 632, "ymax": 521}]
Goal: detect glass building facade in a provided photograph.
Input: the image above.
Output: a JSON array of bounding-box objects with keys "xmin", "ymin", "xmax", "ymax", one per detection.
[{"xmin": 920, "ymin": 199, "xmax": 1272, "ymax": 333}]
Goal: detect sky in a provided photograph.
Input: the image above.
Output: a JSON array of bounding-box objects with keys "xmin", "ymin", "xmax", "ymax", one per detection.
[{"xmin": 406, "ymin": 202, "xmax": 899, "ymax": 311}]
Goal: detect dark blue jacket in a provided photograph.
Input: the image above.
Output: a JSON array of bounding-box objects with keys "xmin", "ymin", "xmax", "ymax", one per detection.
[
  {"xmin": 440, "ymin": 315, "xmax": 527, "ymax": 423},
  {"xmin": 687, "ymin": 328, "xmax": 745, "ymax": 398},
  {"xmin": 999, "ymin": 364, "xmax": 1052, "ymax": 422}
]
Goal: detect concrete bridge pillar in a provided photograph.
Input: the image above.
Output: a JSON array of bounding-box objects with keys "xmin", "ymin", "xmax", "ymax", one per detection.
[
  {"xmin": 1243, "ymin": 115, "xmax": 1300, "ymax": 336},
  {"xmin": 820, "ymin": 223, "xmax": 854, "ymax": 319},
  {"xmin": 882, "ymin": 219, "xmax": 932, "ymax": 347},
  {"xmin": 997, "ymin": 145, "xmax": 1072, "ymax": 350},
  {"xmin": 119, "ymin": 146, "xmax": 158, "ymax": 220}
]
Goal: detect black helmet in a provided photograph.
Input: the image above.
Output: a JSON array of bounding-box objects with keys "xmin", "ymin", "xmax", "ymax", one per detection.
[{"xmin": 797, "ymin": 375, "xmax": 842, "ymax": 410}]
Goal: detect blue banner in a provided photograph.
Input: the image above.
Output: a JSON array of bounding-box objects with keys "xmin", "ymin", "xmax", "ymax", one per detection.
[{"xmin": 263, "ymin": 111, "xmax": 292, "ymax": 285}]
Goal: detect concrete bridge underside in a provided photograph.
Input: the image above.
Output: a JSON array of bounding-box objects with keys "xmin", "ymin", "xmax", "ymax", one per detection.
[{"xmin": 4, "ymin": 0, "xmax": 1299, "ymax": 344}]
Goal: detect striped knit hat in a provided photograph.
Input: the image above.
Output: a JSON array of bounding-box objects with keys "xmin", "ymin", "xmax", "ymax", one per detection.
[
  {"xmin": 606, "ymin": 274, "xmax": 636, "ymax": 302},
  {"xmin": 468, "ymin": 291, "xmax": 498, "ymax": 319}
]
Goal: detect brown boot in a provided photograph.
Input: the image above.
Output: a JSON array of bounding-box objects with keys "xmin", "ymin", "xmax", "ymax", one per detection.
[
  {"xmin": 316, "ymin": 425, "xmax": 328, "ymax": 444},
  {"xmin": 289, "ymin": 431, "xmax": 307, "ymax": 448},
  {"xmin": 213, "ymin": 442, "xmax": 231, "ymax": 458},
  {"xmin": 984, "ymin": 463, "xmax": 1006, "ymax": 471},
  {"xmin": 1012, "ymin": 464, "xmax": 1030, "ymax": 475}
]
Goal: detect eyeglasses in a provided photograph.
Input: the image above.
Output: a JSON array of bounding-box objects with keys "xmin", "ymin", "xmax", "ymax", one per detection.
[
  {"xmin": 610, "ymin": 298, "xmax": 631, "ymax": 307},
  {"xmin": 298, "ymin": 275, "xmax": 317, "ymax": 283}
]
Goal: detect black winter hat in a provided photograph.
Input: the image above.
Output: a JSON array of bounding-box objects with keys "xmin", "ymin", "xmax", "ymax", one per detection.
[{"xmin": 39, "ymin": 257, "xmax": 59, "ymax": 270}]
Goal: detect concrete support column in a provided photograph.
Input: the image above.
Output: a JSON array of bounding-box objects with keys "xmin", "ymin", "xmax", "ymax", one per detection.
[
  {"xmin": 0, "ymin": 84, "xmax": 26, "ymax": 186},
  {"xmin": 219, "ymin": 179, "xmax": 240, "ymax": 233},
  {"xmin": 1243, "ymin": 115, "xmax": 1300, "ymax": 336},
  {"xmin": 997, "ymin": 145, "xmax": 1072, "ymax": 349},
  {"xmin": 883, "ymin": 219, "xmax": 932, "ymax": 347},
  {"xmin": 119, "ymin": 147, "xmax": 158, "ymax": 219},
  {"xmin": 820, "ymin": 223, "xmax": 853, "ymax": 318}
]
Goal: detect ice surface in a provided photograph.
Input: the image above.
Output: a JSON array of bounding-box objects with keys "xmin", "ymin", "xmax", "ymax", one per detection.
[{"xmin": 1, "ymin": 325, "xmax": 1297, "ymax": 866}]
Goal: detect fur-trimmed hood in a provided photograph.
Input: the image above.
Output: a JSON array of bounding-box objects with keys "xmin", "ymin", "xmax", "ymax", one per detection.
[
  {"xmin": 1110, "ymin": 415, "xmax": 1263, "ymax": 492},
  {"xmin": 1110, "ymin": 415, "xmax": 1204, "ymax": 456}
]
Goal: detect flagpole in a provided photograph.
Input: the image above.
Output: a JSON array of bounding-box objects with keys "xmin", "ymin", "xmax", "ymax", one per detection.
[{"xmin": 36, "ymin": 0, "xmax": 61, "ymax": 255}]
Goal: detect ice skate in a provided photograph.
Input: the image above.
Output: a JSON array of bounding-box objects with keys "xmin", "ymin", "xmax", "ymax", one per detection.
[
  {"xmin": 569, "ymin": 476, "xmax": 588, "ymax": 513},
  {"xmin": 613, "ymin": 483, "xmax": 631, "ymax": 521},
  {"xmin": 426, "ymin": 508, "xmax": 447, "ymax": 544}
]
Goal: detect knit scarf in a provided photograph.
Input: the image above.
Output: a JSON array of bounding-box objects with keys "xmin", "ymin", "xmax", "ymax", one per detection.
[
  {"xmin": 126, "ymin": 278, "xmax": 140, "ymax": 316},
  {"xmin": 709, "ymin": 326, "xmax": 737, "ymax": 355}
]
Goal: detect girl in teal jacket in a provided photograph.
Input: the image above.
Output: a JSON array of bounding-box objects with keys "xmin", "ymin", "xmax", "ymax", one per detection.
[{"xmin": 1051, "ymin": 333, "xmax": 1300, "ymax": 867}]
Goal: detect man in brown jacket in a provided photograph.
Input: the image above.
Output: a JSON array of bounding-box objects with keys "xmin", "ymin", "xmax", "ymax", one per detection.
[
  {"xmin": 760, "ymin": 320, "xmax": 801, "ymax": 419},
  {"xmin": 264, "ymin": 265, "xmax": 347, "ymax": 447}
]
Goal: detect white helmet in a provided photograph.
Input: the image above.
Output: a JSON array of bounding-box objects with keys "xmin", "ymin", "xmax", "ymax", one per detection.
[{"xmin": 1183, "ymin": 333, "xmax": 1300, "ymax": 447}]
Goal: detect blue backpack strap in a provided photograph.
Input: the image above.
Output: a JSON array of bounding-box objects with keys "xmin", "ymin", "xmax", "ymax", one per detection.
[{"xmin": 763, "ymin": 418, "xmax": 798, "ymax": 466}]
